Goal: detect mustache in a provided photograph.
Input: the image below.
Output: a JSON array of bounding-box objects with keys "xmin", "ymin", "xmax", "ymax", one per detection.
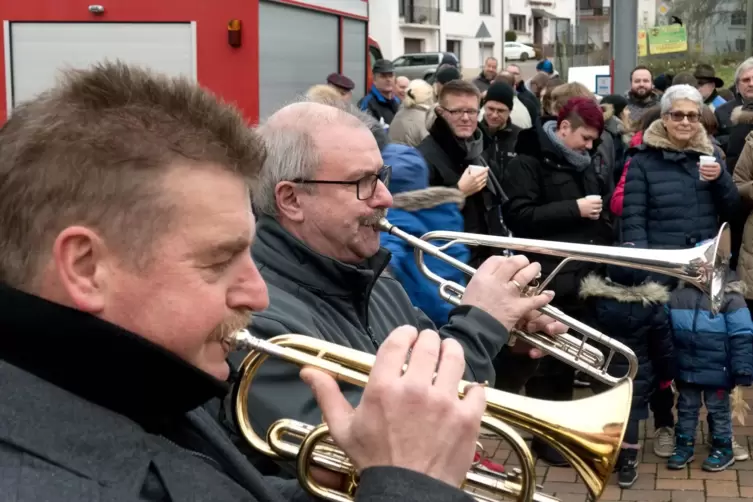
[
  {"xmin": 209, "ymin": 309, "xmax": 252, "ymax": 345},
  {"xmin": 359, "ymin": 209, "xmax": 387, "ymax": 227}
]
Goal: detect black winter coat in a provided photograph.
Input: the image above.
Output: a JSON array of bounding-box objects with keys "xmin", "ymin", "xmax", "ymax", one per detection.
[
  {"xmin": 501, "ymin": 121, "xmax": 613, "ymax": 299},
  {"xmin": 479, "ymin": 118, "xmax": 521, "ymax": 182},
  {"xmin": 622, "ymin": 120, "xmax": 740, "ymax": 258},
  {"xmin": 579, "ymin": 270, "xmax": 674, "ymax": 420},
  {"xmin": 418, "ymin": 113, "xmax": 509, "ymax": 267}
]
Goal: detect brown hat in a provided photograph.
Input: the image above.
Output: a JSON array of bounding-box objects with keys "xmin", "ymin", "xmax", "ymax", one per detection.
[
  {"xmin": 693, "ymin": 64, "xmax": 724, "ymax": 88},
  {"xmin": 326, "ymin": 73, "xmax": 355, "ymax": 91}
]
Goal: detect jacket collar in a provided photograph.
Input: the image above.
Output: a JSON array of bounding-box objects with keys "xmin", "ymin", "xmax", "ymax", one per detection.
[
  {"xmin": 370, "ymin": 85, "xmax": 400, "ymax": 106},
  {"xmin": 0, "ymin": 282, "xmax": 228, "ymax": 432},
  {"xmin": 642, "ymin": 119, "xmax": 714, "ymax": 156},
  {"xmin": 253, "ymin": 215, "xmax": 391, "ymax": 298}
]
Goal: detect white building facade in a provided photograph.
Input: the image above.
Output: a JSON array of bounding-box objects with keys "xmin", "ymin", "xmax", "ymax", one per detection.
[{"xmin": 369, "ymin": 0, "xmax": 576, "ymax": 70}]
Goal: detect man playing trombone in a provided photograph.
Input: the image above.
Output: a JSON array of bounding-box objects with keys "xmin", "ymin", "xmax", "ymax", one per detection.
[
  {"xmin": 223, "ymin": 99, "xmax": 567, "ymax": 473},
  {"xmin": 0, "ymin": 61, "xmax": 498, "ymax": 502}
]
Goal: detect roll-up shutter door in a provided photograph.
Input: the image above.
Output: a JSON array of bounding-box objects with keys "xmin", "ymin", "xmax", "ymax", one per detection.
[
  {"xmin": 341, "ymin": 18, "xmax": 367, "ymax": 100},
  {"xmin": 8, "ymin": 22, "xmax": 195, "ymax": 109},
  {"xmin": 258, "ymin": 1, "xmax": 338, "ymax": 119}
]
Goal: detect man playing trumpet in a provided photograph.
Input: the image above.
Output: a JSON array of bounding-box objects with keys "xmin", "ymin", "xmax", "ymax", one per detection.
[{"xmin": 221, "ymin": 98, "xmax": 567, "ymax": 473}]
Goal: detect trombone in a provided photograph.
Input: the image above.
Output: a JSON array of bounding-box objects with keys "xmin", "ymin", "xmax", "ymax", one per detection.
[
  {"xmin": 230, "ymin": 330, "xmax": 633, "ymax": 502},
  {"xmin": 378, "ymin": 219, "xmax": 731, "ymax": 386}
]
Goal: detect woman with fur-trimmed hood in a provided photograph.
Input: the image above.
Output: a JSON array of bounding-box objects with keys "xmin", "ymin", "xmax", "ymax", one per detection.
[
  {"xmin": 622, "ymin": 85, "xmax": 739, "ymax": 267},
  {"xmin": 379, "ymin": 143, "xmax": 469, "ymax": 326},
  {"xmin": 579, "ymin": 263, "xmax": 674, "ymax": 489}
]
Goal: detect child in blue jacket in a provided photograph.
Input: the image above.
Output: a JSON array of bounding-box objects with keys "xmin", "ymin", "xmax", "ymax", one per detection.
[
  {"xmin": 668, "ymin": 271, "xmax": 753, "ymax": 472},
  {"xmin": 379, "ymin": 143, "xmax": 469, "ymax": 327}
]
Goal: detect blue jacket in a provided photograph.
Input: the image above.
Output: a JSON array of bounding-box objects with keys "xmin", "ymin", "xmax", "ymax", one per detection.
[
  {"xmin": 358, "ymin": 85, "xmax": 401, "ymax": 125},
  {"xmin": 379, "ymin": 144, "xmax": 469, "ymax": 326},
  {"xmin": 622, "ymin": 119, "xmax": 739, "ymax": 253},
  {"xmin": 579, "ymin": 265, "xmax": 674, "ymax": 420},
  {"xmin": 669, "ymin": 274, "xmax": 753, "ymax": 389}
]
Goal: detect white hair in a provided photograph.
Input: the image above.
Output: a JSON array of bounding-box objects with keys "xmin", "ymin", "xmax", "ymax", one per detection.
[
  {"xmin": 736, "ymin": 57, "xmax": 753, "ymax": 84},
  {"xmin": 253, "ymin": 101, "xmax": 366, "ymax": 217},
  {"xmin": 660, "ymin": 84, "xmax": 703, "ymax": 114},
  {"xmin": 403, "ymin": 79, "xmax": 435, "ymax": 108}
]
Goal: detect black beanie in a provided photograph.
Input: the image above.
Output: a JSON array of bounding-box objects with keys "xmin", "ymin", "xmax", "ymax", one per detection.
[
  {"xmin": 484, "ymin": 82, "xmax": 515, "ymax": 110},
  {"xmin": 435, "ymin": 66, "xmax": 462, "ymax": 84},
  {"xmin": 600, "ymin": 94, "xmax": 629, "ymax": 118}
]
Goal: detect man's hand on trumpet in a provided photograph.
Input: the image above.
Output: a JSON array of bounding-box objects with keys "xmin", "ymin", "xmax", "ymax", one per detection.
[
  {"xmin": 460, "ymin": 255, "xmax": 567, "ymax": 359},
  {"xmin": 302, "ymin": 326, "xmax": 486, "ymax": 489}
]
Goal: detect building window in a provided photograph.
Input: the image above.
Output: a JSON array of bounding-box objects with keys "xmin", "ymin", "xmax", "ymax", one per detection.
[
  {"xmin": 399, "ymin": 0, "xmax": 404, "ymax": 17},
  {"xmin": 446, "ymin": 39, "xmax": 461, "ymax": 63},
  {"xmin": 480, "ymin": 0, "xmax": 492, "ymax": 15},
  {"xmin": 447, "ymin": 0, "xmax": 460, "ymax": 12},
  {"xmin": 737, "ymin": 38, "xmax": 746, "ymax": 52},
  {"xmin": 510, "ymin": 14, "xmax": 526, "ymax": 32},
  {"xmin": 732, "ymin": 10, "xmax": 746, "ymax": 26}
]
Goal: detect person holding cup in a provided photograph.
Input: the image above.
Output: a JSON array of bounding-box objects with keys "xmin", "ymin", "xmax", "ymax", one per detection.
[{"xmin": 622, "ymin": 84, "xmax": 738, "ymax": 261}]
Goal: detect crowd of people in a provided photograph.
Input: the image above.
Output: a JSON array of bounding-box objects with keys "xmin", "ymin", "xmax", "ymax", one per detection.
[
  {"xmin": 314, "ymin": 55, "xmax": 753, "ymax": 489},
  {"xmin": 2, "ymin": 52, "xmax": 753, "ymax": 502}
]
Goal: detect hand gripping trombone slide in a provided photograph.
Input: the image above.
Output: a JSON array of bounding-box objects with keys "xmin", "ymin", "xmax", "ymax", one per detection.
[{"xmin": 378, "ymin": 218, "xmax": 731, "ymax": 386}]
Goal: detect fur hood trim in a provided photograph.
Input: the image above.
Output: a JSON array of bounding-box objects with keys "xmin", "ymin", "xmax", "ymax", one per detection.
[
  {"xmin": 732, "ymin": 105, "xmax": 753, "ymax": 126},
  {"xmin": 579, "ymin": 274, "xmax": 670, "ymax": 305},
  {"xmin": 391, "ymin": 186, "xmax": 466, "ymax": 211},
  {"xmin": 642, "ymin": 119, "xmax": 714, "ymax": 156}
]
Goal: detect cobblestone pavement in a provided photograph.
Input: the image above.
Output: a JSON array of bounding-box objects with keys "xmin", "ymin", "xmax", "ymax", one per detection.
[{"xmin": 477, "ymin": 387, "xmax": 753, "ymax": 501}]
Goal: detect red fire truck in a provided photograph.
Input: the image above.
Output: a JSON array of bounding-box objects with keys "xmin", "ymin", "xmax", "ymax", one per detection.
[{"xmin": 0, "ymin": 0, "xmax": 381, "ymax": 124}]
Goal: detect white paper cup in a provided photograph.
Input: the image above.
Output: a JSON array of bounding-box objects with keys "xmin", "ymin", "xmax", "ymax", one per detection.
[
  {"xmin": 586, "ymin": 195, "xmax": 602, "ymax": 201},
  {"xmin": 468, "ymin": 164, "xmax": 486, "ymax": 174},
  {"xmin": 699, "ymin": 155, "xmax": 716, "ymax": 180}
]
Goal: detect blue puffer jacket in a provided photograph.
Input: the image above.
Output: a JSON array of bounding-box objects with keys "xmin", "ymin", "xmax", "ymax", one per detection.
[
  {"xmin": 579, "ymin": 265, "xmax": 674, "ymax": 420},
  {"xmin": 380, "ymin": 144, "xmax": 469, "ymax": 326},
  {"xmin": 669, "ymin": 274, "xmax": 753, "ymax": 389},
  {"xmin": 622, "ymin": 119, "xmax": 739, "ymax": 252}
]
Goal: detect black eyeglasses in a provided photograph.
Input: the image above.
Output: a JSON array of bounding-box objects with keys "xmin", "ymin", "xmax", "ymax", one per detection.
[
  {"xmin": 292, "ymin": 165, "xmax": 392, "ymax": 200},
  {"xmin": 666, "ymin": 111, "xmax": 700, "ymax": 123}
]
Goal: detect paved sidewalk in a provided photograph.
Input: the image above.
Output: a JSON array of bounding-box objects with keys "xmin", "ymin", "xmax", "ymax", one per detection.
[{"xmin": 478, "ymin": 387, "xmax": 753, "ymax": 501}]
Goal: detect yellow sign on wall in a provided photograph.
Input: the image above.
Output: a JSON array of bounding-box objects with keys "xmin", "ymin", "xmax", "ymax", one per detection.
[
  {"xmin": 638, "ymin": 29, "xmax": 648, "ymax": 57},
  {"xmin": 648, "ymin": 24, "xmax": 688, "ymax": 55}
]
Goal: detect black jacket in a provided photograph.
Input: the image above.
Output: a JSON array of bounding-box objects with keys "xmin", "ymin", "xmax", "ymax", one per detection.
[
  {"xmin": 580, "ymin": 270, "xmax": 674, "ymax": 419},
  {"xmin": 715, "ymin": 96, "xmax": 743, "ymax": 154},
  {"xmin": 0, "ymin": 283, "xmax": 473, "ymax": 502},
  {"xmin": 479, "ymin": 118, "xmax": 522, "ymax": 181},
  {"xmin": 216, "ymin": 217, "xmax": 511, "ymax": 476},
  {"xmin": 418, "ymin": 114, "xmax": 510, "ymax": 267},
  {"xmin": 358, "ymin": 86, "xmax": 401, "ymax": 125},
  {"xmin": 622, "ymin": 120, "xmax": 740, "ymax": 255},
  {"xmin": 501, "ymin": 121, "xmax": 613, "ymax": 300},
  {"xmin": 515, "ymin": 81, "xmax": 541, "ymax": 127}
]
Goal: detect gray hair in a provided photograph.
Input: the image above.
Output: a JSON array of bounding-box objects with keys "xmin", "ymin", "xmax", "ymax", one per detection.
[
  {"xmin": 735, "ymin": 57, "xmax": 753, "ymax": 84},
  {"xmin": 660, "ymin": 84, "xmax": 703, "ymax": 114},
  {"xmin": 253, "ymin": 101, "xmax": 372, "ymax": 217}
]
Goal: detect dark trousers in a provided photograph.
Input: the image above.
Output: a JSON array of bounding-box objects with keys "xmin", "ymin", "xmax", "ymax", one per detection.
[
  {"xmin": 676, "ymin": 383, "xmax": 732, "ymax": 440},
  {"xmin": 651, "ymin": 384, "xmax": 676, "ymax": 429}
]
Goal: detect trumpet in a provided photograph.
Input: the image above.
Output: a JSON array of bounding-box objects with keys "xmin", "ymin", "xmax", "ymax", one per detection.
[
  {"xmin": 230, "ymin": 330, "xmax": 633, "ymax": 502},
  {"xmin": 378, "ymin": 219, "xmax": 731, "ymax": 385}
]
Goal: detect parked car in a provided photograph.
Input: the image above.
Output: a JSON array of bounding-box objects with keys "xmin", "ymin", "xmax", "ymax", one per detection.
[
  {"xmin": 391, "ymin": 52, "xmax": 459, "ymax": 81},
  {"xmin": 504, "ymin": 41, "xmax": 535, "ymax": 61}
]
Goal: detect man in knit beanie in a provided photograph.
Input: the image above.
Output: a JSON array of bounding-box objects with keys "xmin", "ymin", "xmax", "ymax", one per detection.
[{"xmin": 479, "ymin": 82, "xmax": 521, "ymax": 178}]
